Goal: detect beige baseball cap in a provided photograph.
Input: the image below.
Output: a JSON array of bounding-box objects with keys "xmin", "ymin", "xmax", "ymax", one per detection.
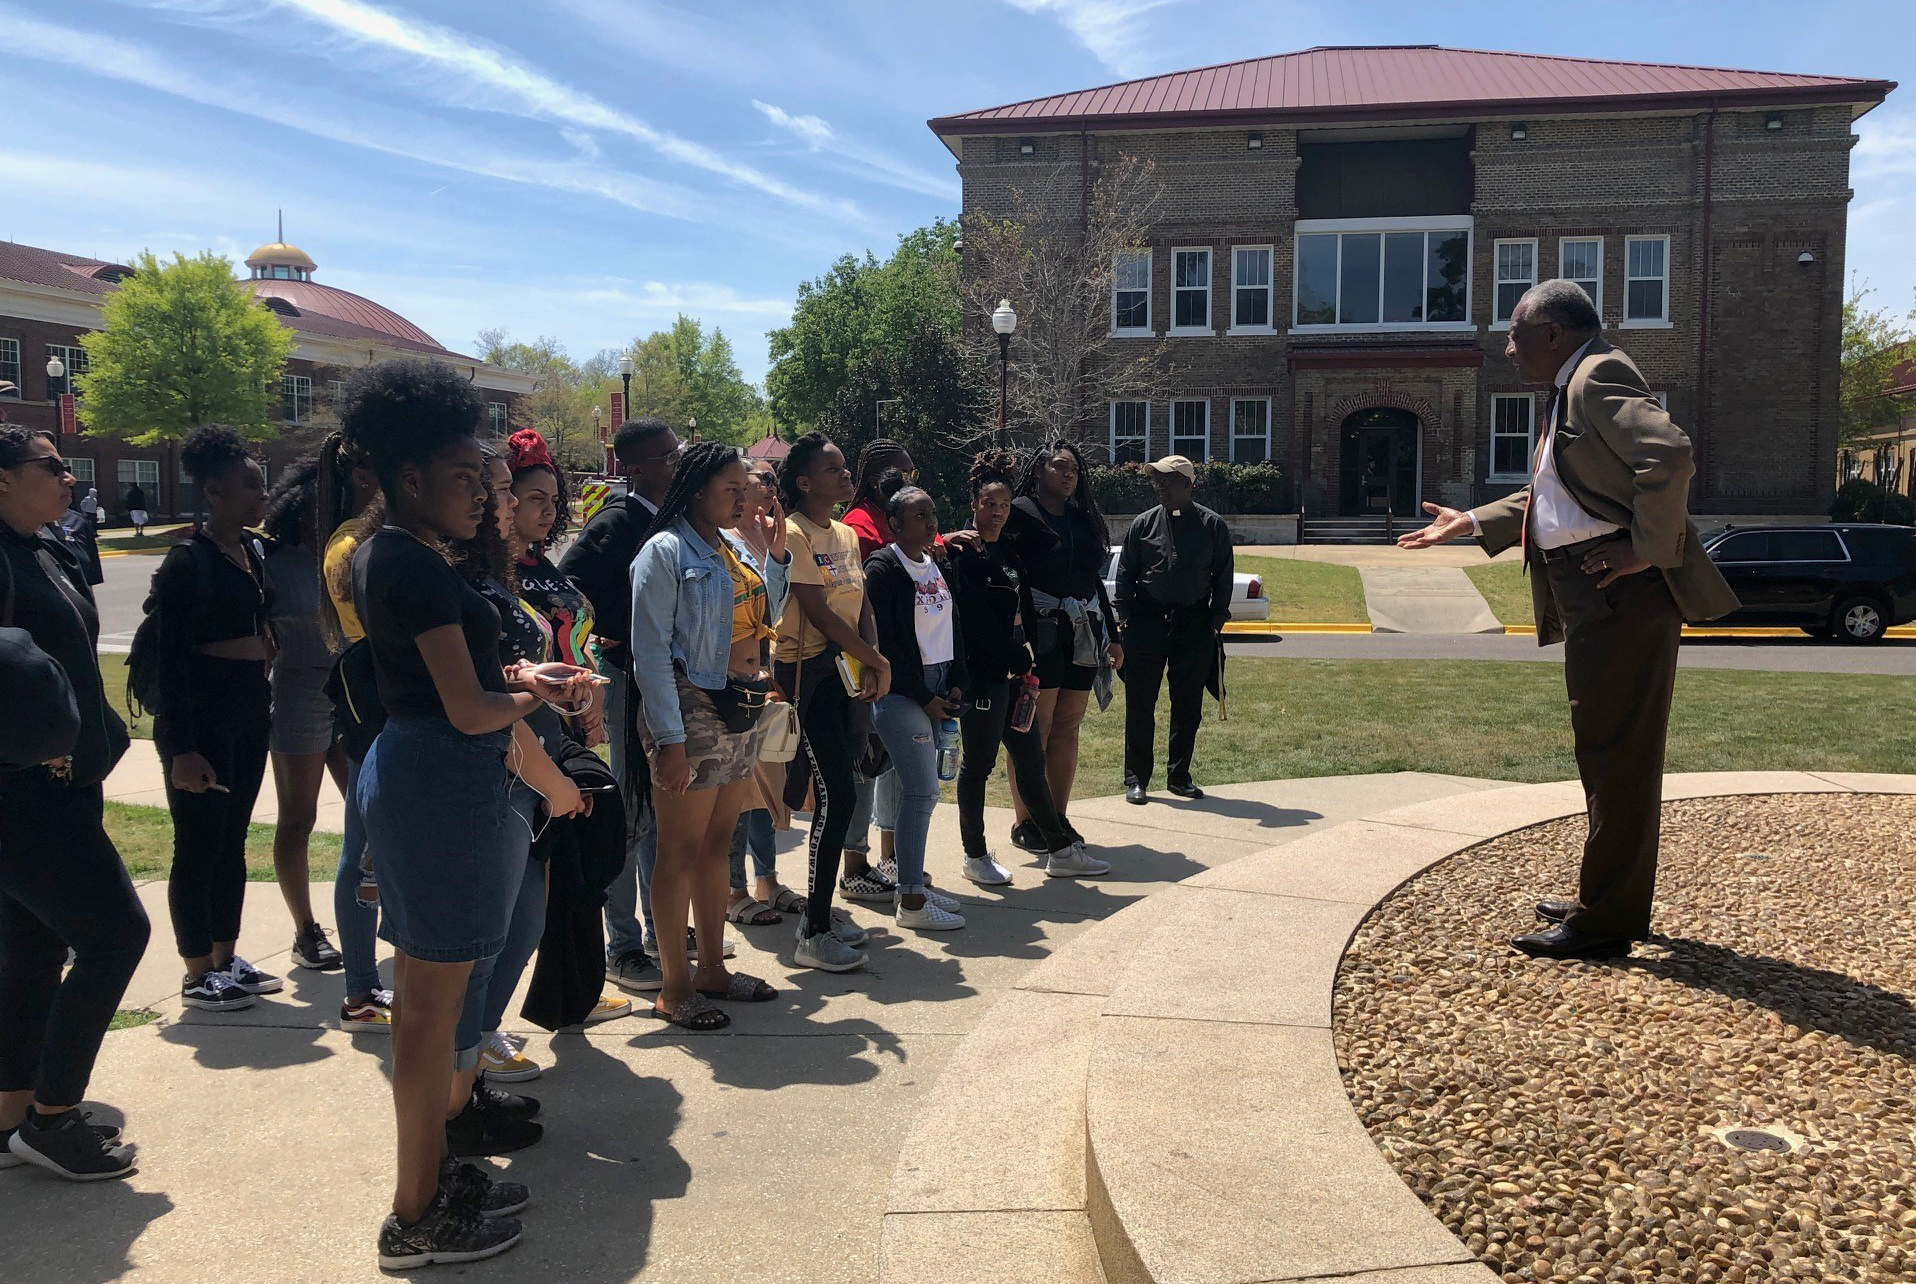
[{"xmin": 1145, "ymin": 454, "xmax": 1195, "ymax": 482}]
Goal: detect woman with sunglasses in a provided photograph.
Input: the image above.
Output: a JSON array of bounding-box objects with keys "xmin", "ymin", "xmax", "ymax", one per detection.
[{"xmin": 0, "ymin": 429, "xmax": 148, "ymax": 1181}]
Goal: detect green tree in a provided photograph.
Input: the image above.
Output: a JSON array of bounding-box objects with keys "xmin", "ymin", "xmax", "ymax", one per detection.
[
  {"xmin": 1840, "ymin": 284, "xmax": 1916, "ymax": 449},
  {"xmin": 767, "ymin": 219, "xmax": 962, "ymax": 432},
  {"xmin": 615, "ymin": 316, "xmax": 763, "ymax": 445},
  {"xmin": 474, "ymin": 329, "xmax": 604, "ymax": 474},
  {"xmin": 77, "ymin": 250, "xmax": 295, "ymax": 445}
]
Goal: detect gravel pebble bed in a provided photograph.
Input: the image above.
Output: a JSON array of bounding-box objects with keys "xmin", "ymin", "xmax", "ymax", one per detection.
[{"xmin": 1333, "ymin": 793, "xmax": 1916, "ymax": 1284}]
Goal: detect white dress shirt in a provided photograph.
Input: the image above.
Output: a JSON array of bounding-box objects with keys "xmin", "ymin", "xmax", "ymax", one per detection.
[{"xmin": 1470, "ymin": 338, "xmax": 1623, "ymax": 548}]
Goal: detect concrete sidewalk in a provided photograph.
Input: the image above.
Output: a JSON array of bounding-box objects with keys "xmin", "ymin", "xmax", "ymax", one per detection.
[
  {"xmin": 1359, "ymin": 565, "xmax": 1505, "ymax": 634},
  {"xmin": 1241, "ymin": 544, "xmax": 1523, "ymax": 568},
  {"xmin": 6, "ymin": 771, "xmax": 1509, "ymax": 1283}
]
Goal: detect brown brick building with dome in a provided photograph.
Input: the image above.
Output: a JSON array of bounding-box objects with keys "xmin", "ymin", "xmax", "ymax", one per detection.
[{"xmin": 0, "ymin": 233, "xmax": 534, "ymax": 522}]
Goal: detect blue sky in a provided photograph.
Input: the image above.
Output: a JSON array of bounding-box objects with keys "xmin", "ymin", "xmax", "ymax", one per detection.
[{"xmin": 6, "ymin": 0, "xmax": 1914, "ymax": 384}]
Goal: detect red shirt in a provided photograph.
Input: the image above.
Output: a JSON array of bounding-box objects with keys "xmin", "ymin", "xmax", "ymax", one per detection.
[{"xmin": 843, "ymin": 500, "xmax": 944, "ymax": 562}]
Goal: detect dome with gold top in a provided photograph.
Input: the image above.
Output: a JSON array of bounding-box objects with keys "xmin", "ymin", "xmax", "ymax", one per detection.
[{"xmin": 240, "ymin": 225, "xmax": 441, "ymax": 349}]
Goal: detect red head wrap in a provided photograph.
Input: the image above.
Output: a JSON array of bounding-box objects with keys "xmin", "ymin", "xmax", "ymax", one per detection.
[{"xmin": 506, "ymin": 428, "xmax": 555, "ymax": 474}]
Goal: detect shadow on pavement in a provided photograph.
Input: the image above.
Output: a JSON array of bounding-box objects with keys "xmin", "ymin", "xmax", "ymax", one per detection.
[
  {"xmin": 0, "ymin": 1181, "xmax": 174, "ymax": 1281},
  {"xmin": 1134, "ymin": 795, "xmax": 1323, "ymax": 831},
  {"xmin": 158, "ymin": 1017, "xmax": 333, "ymax": 1071}
]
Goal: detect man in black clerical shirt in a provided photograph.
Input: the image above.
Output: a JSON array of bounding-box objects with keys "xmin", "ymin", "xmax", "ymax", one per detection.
[{"xmin": 1114, "ymin": 455, "xmax": 1233, "ymax": 804}]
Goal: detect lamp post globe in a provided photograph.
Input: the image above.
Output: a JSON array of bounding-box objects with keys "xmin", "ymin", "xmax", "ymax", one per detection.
[
  {"xmin": 990, "ymin": 299, "xmax": 1016, "ymax": 447},
  {"xmin": 45, "ymin": 354, "xmax": 65, "ymax": 405},
  {"xmin": 618, "ymin": 353, "xmax": 635, "ymax": 427}
]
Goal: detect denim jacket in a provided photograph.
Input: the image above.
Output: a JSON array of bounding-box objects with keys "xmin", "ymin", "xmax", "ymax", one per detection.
[{"xmin": 629, "ymin": 518, "xmax": 790, "ymax": 747}]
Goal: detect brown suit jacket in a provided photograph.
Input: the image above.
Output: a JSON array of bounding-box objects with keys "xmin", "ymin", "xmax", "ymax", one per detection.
[{"xmin": 1473, "ymin": 336, "xmax": 1740, "ymax": 646}]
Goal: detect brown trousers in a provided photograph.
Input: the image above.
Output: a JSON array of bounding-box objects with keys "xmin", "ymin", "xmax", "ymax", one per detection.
[{"xmin": 1542, "ymin": 552, "xmax": 1683, "ymax": 939}]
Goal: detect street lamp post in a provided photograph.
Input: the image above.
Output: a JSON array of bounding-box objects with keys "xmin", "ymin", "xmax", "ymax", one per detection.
[
  {"xmin": 990, "ymin": 299, "xmax": 1017, "ymax": 448},
  {"xmin": 688, "ymin": 415, "xmax": 698, "ymax": 444},
  {"xmin": 618, "ymin": 354, "xmax": 634, "ymax": 422},
  {"xmin": 45, "ymin": 354, "xmax": 65, "ymax": 407}
]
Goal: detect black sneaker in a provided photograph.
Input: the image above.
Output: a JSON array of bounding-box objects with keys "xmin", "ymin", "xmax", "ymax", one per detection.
[
  {"xmin": 6, "ymin": 1110, "xmax": 135, "ymax": 1181},
  {"xmin": 447, "ymin": 1085, "xmax": 543, "ymax": 1158},
  {"xmin": 377, "ymin": 1188, "xmax": 522, "ymax": 1269},
  {"xmin": 0, "ymin": 1111, "xmax": 121, "ymax": 1167},
  {"xmin": 1009, "ymin": 820, "xmax": 1048, "ymax": 853},
  {"xmin": 473, "ymin": 1072, "xmax": 541, "ymax": 1121},
  {"xmin": 290, "ymin": 923, "xmax": 343, "ymax": 971},
  {"xmin": 439, "ymin": 1157, "xmax": 530, "ymax": 1219},
  {"xmin": 182, "ymin": 969, "xmax": 254, "ymax": 1011},
  {"xmin": 225, "ymin": 956, "xmax": 283, "ymax": 995}
]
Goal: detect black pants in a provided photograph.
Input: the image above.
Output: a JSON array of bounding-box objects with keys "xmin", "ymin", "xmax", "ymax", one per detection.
[
  {"xmin": 0, "ymin": 778, "xmax": 151, "ymax": 1107},
  {"xmin": 958, "ymin": 680, "xmax": 1070, "ymax": 858},
  {"xmin": 1121, "ymin": 607, "xmax": 1213, "ymax": 790},
  {"xmin": 158, "ymin": 658, "xmax": 271, "ymax": 960},
  {"xmin": 1544, "ymin": 557, "xmax": 1683, "ymax": 939},
  {"xmin": 778, "ymin": 659, "xmax": 858, "ymax": 939}
]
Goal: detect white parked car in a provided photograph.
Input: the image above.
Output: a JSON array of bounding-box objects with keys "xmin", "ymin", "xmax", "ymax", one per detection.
[{"xmin": 1101, "ymin": 551, "xmax": 1269, "ymax": 622}]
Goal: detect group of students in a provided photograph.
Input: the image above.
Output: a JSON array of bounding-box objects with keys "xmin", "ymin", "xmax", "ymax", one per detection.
[{"xmin": 0, "ymin": 356, "xmax": 1169, "ymax": 1268}]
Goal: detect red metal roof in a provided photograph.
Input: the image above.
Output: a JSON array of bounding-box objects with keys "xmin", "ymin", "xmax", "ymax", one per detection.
[
  {"xmin": 241, "ymin": 278, "xmax": 441, "ymax": 348},
  {"xmin": 743, "ymin": 434, "xmax": 791, "ymax": 460},
  {"xmin": 930, "ymin": 45, "xmax": 1894, "ymax": 139}
]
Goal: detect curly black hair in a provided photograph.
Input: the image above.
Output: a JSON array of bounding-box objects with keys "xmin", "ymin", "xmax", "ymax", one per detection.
[
  {"xmin": 775, "ymin": 430, "xmax": 836, "ymax": 515},
  {"xmin": 966, "ymin": 448, "xmax": 1021, "ymax": 499},
  {"xmin": 1015, "ymin": 439, "xmax": 1108, "ymax": 553},
  {"xmin": 260, "ymin": 454, "xmax": 321, "ymax": 545},
  {"xmin": 449, "ymin": 446, "xmax": 513, "ymax": 591},
  {"xmin": 508, "ymin": 454, "xmax": 572, "ymax": 549},
  {"xmin": 338, "ymin": 358, "xmax": 483, "ymax": 499},
  {"xmin": 179, "ymin": 424, "xmax": 254, "ymax": 483},
  {"xmin": 642, "ymin": 441, "xmax": 743, "ymax": 552},
  {"xmin": 0, "ymin": 425, "xmax": 55, "ymax": 468}
]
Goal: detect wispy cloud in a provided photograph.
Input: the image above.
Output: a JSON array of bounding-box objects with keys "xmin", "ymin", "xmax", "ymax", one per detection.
[
  {"xmin": 752, "ymin": 101, "xmax": 957, "ymax": 200},
  {"xmin": 1855, "ymin": 108, "xmax": 1916, "ymax": 180},
  {"xmin": 1001, "ymin": 0, "xmax": 1182, "ymax": 78},
  {"xmin": 153, "ymin": 0, "xmax": 857, "ymax": 221}
]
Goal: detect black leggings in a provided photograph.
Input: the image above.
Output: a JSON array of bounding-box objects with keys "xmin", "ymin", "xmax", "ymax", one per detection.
[
  {"xmin": 781, "ymin": 661, "xmax": 858, "ymax": 938},
  {"xmin": 958, "ymin": 679, "xmax": 1070, "ymax": 859},
  {"xmin": 0, "ymin": 778, "xmax": 151, "ymax": 1107},
  {"xmin": 158, "ymin": 658, "xmax": 271, "ymax": 960}
]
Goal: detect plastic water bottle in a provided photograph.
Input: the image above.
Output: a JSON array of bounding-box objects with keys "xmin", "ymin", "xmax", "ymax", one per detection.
[
  {"xmin": 1009, "ymin": 672, "xmax": 1041, "ymax": 733},
  {"xmin": 935, "ymin": 716, "xmax": 961, "ymax": 782}
]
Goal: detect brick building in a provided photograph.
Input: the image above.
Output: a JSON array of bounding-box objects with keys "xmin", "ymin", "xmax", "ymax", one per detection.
[
  {"xmin": 0, "ymin": 235, "xmax": 535, "ymax": 522},
  {"xmin": 931, "ymin": 46, "xmax": 1894, "ymax": 533}
]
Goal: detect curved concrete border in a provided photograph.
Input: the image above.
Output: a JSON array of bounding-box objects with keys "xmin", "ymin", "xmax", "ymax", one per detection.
[{"xmin": 881, "ymin": 771, "xmax": 1916, "ymax": 1284}]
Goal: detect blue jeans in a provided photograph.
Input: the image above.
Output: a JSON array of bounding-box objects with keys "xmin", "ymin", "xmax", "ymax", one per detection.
[
  {"xmin": 845, "ymin": 766, "xmax": 900, "ymax": 856},
  {"xmin": 477, "ymin": 781, "xmax": 547, "ymax": 1036},
  {"xmin": 728, "ymin": 809, "xmax": 776, "ymax": 889},
  {"xmin": 332, "ymin": 756, "xmax": 381, "ymax": 1000},
  {"xmin": 604, "ymin": 664, "xmax": 659, "ymax": 958},
  {"xmin": 871, "ymin": 693, "xmax": 941, "ymax": 896}
]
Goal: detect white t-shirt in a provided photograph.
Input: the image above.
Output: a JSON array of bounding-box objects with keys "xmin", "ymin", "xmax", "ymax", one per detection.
[{"xmin": 897, "ymin": 546, "xmax": 955, "ymax": 666}]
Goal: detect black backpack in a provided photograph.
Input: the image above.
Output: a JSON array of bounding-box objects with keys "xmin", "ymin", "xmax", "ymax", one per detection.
[
  {"xmin": 324, "ymin": 637, "xmax": 387, "ymax": 762},
  {"xmin": 125, "ymin": 535, "xmax": 264, "ymax": 718}
]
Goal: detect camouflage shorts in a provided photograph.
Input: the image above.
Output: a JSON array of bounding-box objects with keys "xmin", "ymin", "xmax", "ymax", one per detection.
[{"xmin": 640, "ymin": 668, "xmax": 763, "ymax": 790}]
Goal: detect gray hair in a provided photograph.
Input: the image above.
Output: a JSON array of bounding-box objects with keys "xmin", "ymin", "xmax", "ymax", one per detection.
[{"xmin": 1519, "ymin": 279, "xmax": 1601, "ymax": 333}]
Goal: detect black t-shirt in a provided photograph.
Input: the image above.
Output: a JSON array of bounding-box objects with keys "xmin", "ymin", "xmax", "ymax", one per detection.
[
  {"xmin": 353, "ymin": 528, "xmax": 505, "ymax": 721},
  {"xmin": 1009, "ymin": 496, "xmax": 1103, "ymax": 600},
  {"xmin": 477, "ymin": 573, "xmax": 566, "ymax": 749}
]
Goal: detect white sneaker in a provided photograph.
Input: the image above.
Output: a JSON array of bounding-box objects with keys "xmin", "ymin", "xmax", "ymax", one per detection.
[
  {"xmin": 1045, "ymin": 842, "xmax": 1111, "ymax": 878},
  {"xmin": 963, "ymin": 854, "xmax": 1013, "ymax": 886},
  {"xmin": 920, "ymin": 884, "xmax": 962, "ymax": 911},
  {"xmin": 477, "ymin": 1031, "xmax": 541, "ymax": 1082},
  {"xmin": 895, "ymin": 894, "xmax": 965, "ymax": 931},
  {"xmin": 828, "ymin": 907, "xmax": 871, "ymax": 947},
  {"xmin": 795, "ymin": 929, "xmax": 867, "ymax": 972}
]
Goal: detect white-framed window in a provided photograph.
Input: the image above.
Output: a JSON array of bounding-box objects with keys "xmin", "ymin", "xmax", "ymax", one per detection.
[
  {"xmin": 1293, "ymin": 217, "xmax": 1472, "ymax": 331},
  {"xmin": 326, "ymin": 378, "xmax": 346, "ymax": 404},
  {"xmin": 1652, "ymin": 390, "xmax": 1668, "ymax": 410},
  {"xmin": 1624, "ymin": 235, "xmax": 1670, "ymax": 325},
  {"xmin": 0, "ymin": 338, "xmax": 19, "ymax": 392},
  {"xmin": 1171, "ymin": 398, "xmax": 1209, "ymax": 462},
  {"xmin": 1230, "ymin": 246, "xmax": 1274, "ymax": 332},
  {"xmin": 117, "ymin": 458, "xmax": 158, "ymax": 489},
  {"xmin": 47, "ymin": 344, "xmax": 88, "ymax": 398},
  {"xmin": 1171, "ymin": 248, "xmax": 1212, "ymax": 333},
  {"xmin": 1558, "ymin": 238, "xmax": 1603, "ymax": 314},
  {"xmin": 1109, "ymin": 400, "xmax": 1148, "ymax": 464},
  {"xmin": 1112, "ymin": 249, "xmax": 1152, "ymax": 335},
  {"xmin": 1489, "ymin": 393, "xmax": 1536, "ymax": 482},
  {"xmin": 1493, "ymin": 239, "xmax": 1537, "ymax": 323},
  {"xmin": 488, "ymin": 402, "xmax": 509, "ymax": 438},
  {"xmin": 1230, "ymin": 398, "xmax": 1271, "ymax": 463},
  {"xmin": 282, "ymin": 373, "xmax": 312, "ymax": 423},
  {"xmin": 67, "ymin": 456, "xmax": 95, "ymax": 492}
]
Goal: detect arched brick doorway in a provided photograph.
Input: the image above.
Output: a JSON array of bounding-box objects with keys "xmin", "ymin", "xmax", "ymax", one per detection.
[{"xmin": 1337, "ymin": 406, "xmax": 1421, "ymax": 517}]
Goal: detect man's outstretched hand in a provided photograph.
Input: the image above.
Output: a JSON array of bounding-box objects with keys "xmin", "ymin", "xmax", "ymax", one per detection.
[{"xmin": 1397, "ymin": 501, "xmax": 1475, "ymax": 550}]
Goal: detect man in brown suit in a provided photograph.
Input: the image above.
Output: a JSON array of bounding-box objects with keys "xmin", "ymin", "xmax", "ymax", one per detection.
[{"xmin": 1401, "ymin": 279, "xmax": 1740, "ymax": 959}]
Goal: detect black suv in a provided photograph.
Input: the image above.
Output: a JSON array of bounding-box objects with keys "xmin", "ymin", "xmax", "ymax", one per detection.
[{"xmin": 1703, "ymin": 523, "xmax": 1916, "ymax": 643}]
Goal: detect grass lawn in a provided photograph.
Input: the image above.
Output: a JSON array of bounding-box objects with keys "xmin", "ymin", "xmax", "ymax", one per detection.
[
  {"xmin": 97, "ymin": 525, "xmax": 190, "ymax": 553},
  {"xmin": 982, "ymin": 657, "xmax": 1916, "ymax": 805},
  {"xmin": 110, "ymin": 1009, "xmax": 160, "ymax": 1031},
  {"xmin": 1464, "ymin": 562, "xmax": 1534, "ymax": 628},
  {"xmin": 1237, "ymin": 556, "xmax": 1369, "ymax": 624},
  {"xmin": 97, "ymin": 653, "xmax": 151, "ymax": 740},
  {"xmin": 104, "ymin": 800, "xmax": 341, "ymax": 882}
]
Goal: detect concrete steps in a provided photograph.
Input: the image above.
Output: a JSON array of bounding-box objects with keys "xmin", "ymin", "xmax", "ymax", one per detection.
[{"xmin": 1303, "ymin": 514, "xmax": 1398, "ymax": 545}]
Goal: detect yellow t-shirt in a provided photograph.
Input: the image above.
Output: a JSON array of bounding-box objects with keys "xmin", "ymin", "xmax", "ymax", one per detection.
[
  {"xmin": 322, "ymin": 520, "xmax": 365, "ymax": 644},
  {"xmin": 774, "ymin": 513, "xmax": 863, "ymax": 663},
  {"xmin": 719, "ymin": 538, "xmax": 773, "ymax": 646}
]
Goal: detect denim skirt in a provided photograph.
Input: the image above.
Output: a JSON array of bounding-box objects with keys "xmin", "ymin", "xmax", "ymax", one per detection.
[{"xmin": 356, "ymin": 715, "xmax": 515, "ymax": 963}]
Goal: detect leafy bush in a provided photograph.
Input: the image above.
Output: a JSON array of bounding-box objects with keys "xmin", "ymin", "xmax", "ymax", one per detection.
[
  {"xmin": 1831, "ymin": 478, "xmax": 1916, "ymax": 525},
  {"xmin": 1089, "ymin": 461, "xmax": 1291, "ymax": 514}
]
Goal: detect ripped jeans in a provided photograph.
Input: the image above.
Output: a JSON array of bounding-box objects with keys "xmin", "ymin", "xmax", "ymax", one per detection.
[{"xmin": 870, "ymin": 663, "xmax": 948, "ymax": 897}]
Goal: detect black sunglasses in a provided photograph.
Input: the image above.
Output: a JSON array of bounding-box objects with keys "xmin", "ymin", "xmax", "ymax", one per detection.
[{"xmin": 18, "ymin": 455, "xmax": 70, "ymax": 478}]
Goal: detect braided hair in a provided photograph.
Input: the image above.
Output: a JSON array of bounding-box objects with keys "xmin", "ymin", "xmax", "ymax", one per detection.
[
  {"xmin": 775, "ymin": 430, "xmax": 834, "ymax": 515},
  {"xmin": 1015, "ymin": 439, "xmax": 1108, "ymax": 553},
  {"xmin": 967, "ymin": 448, "xmax": 1021, "ymax": 499},
  {"xmin": 848, "ymin": 438, "xmax": 910, "ymax": 510},
  {"xmin": 641, "ymin": 441, "xmax": 743, "ymax": 550}
]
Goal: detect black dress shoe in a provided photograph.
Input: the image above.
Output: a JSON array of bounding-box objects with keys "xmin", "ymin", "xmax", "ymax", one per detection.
[
  {"xmin": 1167, "ymin": 781, "xmax": 1204, "ymax": 800},
  {"xmin": 1125, "ymin": 783, "xmax": 1147, "ymax": 805},
  {"xmin": 1511, "ymin": 924, "xmax": 1633, "ymax": 960},
  {"xmin": 1535, "ymin": 899, "xmax": 1578, "ymax": 924}
]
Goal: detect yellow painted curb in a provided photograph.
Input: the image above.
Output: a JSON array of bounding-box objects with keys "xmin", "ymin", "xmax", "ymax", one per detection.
[
  {"xmin": 1502, "ymin": 624, "xmax": 1916, "ymax": 639},
  {"xmin": 1222, "ymin": 622, "xmax": 1372, "ymax": 635}
]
